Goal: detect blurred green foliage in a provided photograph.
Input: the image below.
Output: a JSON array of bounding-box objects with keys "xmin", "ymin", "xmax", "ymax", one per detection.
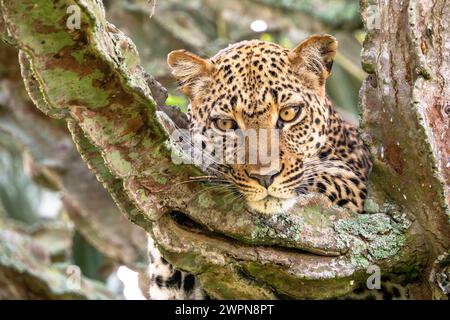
[
  {"xmin": 0, "ymin": 133, "xmax": 106, "ymax": 282},
  {"xmin": 0, "ymin": 134, "xmax": 42, "ymax": 225},
  {"xmin": 73, "ymin": 231, "xmax": 105, "ymax": 281},
  {"xmin": 166, "ymin": 94, "xmax": 189, "ymax": 113},
  {"xmin": 254, "ymin": 0, "xmax": 361, "ymax": 28}
]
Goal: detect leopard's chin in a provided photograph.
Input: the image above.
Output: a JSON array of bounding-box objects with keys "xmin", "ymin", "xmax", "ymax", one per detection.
[{"xmin": 246, "ymin": 196, "xmax": 297, "ymax": 214}]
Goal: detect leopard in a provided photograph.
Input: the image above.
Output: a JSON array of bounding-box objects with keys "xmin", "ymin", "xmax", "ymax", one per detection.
[{"xmin": 145, "ymin": 34, "xmax": 406, "ymax": 300}]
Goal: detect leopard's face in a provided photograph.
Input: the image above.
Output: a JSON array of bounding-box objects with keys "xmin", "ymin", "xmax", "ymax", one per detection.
[{"xmin": 168, "ymin": 35, "xmax": 371, "ymax": 214}]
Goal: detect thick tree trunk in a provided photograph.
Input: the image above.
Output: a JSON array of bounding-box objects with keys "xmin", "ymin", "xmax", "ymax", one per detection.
[
  {"xmin": 359, "ymin": 0, "xmax": 450, "ymax": 298},
  {"xmin": 0, "ymin": 0, "xmax": 448, "ymax": 299}
]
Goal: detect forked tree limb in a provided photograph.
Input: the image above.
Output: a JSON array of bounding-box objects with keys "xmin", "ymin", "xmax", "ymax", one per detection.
[{"xmin": 0, "ymin": 0, "xmax": 448, "ymax": 299}]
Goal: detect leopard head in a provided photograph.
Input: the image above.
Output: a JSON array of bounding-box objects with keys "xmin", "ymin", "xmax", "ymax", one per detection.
[{"xmin": 168, "ymin": 35, "xmax": 370, "ymax": 214}]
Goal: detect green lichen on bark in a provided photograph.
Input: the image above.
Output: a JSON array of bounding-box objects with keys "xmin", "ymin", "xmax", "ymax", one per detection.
[{"xmin": 334, "ymin": 213, "xmax": 409, "ymax": 269}]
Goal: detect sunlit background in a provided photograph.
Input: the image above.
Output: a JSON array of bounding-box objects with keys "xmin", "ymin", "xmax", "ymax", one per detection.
[{"xmin": 0, "ymin": 0, "xmax": 366, "ymax": 299}]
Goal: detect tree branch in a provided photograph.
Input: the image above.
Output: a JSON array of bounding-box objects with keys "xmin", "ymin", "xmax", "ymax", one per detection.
[{"xmin": 0, "ymin": 41, "xmax": 148, "ymax": 269}]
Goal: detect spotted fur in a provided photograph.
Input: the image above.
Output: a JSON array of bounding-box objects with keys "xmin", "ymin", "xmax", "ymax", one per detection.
[
  {"xmin": 147, "ymin": 35, "xmax": 375, "ymax": 299},
  {"xmin": 342, "ymin": 281, "xmax": 410, "ymax": 300},
  {"xmin": 147, "ymin": 236, "xmax": 205, "ymax": 299}
]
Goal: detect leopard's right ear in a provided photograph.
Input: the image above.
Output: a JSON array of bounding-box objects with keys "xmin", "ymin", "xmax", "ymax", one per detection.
[
  {"xmin": 289, "ymin": 34, "xmax": 337, "ymax": 96},
  {"xmin": 167, "ymin": 50, "xmax": 215, "ymax": 97}
]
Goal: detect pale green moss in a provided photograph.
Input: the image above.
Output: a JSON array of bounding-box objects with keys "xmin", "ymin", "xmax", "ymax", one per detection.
[
  {"xmin": 251, "ymin": 212, "xmax": 304, "ymax": 242},
  {"xmin": 198, "ymin": 193, "xmax": 215, "ymax": 209},
  {"xmin": 71, "ymin": 50, "xmax": 86, "ymax": 64},
  {"xmin": 105, "ymin": 150, "xmax": 132, "ymax": 177},
  {"xmin": 335, "ymin": 213, "xmax": 409, "ymax": 267},
  {"xmin": 41, "ymin": 69, "xmax": 109, "ymax": 108}
]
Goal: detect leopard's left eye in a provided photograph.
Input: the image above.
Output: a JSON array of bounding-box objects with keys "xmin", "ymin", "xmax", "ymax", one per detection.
[
  {"xmin": 213, "ymin": 118, "xmax": 238, "ymax": 131},
  {"xmin": 279, "ymin": 106, "xmax": 301, "ymax": 122}
]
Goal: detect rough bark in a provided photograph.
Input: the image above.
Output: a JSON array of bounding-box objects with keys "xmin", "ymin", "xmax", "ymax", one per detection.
[
  {"xmin": 0, "ymin": 0, "xmax": 448, "ymax": 299},
  {"xmin": 359, "ymin": 0, "xmax": 450, "ymax": 298}
]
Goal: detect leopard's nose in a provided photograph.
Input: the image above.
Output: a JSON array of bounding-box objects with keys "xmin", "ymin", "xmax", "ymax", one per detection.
[{"xmin": 248, "ymin": 173, "xmax": 277, "ymax": 188}]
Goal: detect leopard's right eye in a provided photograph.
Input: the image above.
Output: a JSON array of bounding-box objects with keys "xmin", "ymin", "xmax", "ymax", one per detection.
[
  {"xmin": 213, "ymin": 118, "xmax": 238, "ymax": 131},
  {"xmin": 279, "ymin": 106, "xmax": 301, "ymax": 122}
]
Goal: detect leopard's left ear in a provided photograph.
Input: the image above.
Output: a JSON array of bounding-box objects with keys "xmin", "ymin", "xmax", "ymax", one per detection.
[{"xmin": 289, "ymin": 34, "xmax": 337, "ymax": 91}]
